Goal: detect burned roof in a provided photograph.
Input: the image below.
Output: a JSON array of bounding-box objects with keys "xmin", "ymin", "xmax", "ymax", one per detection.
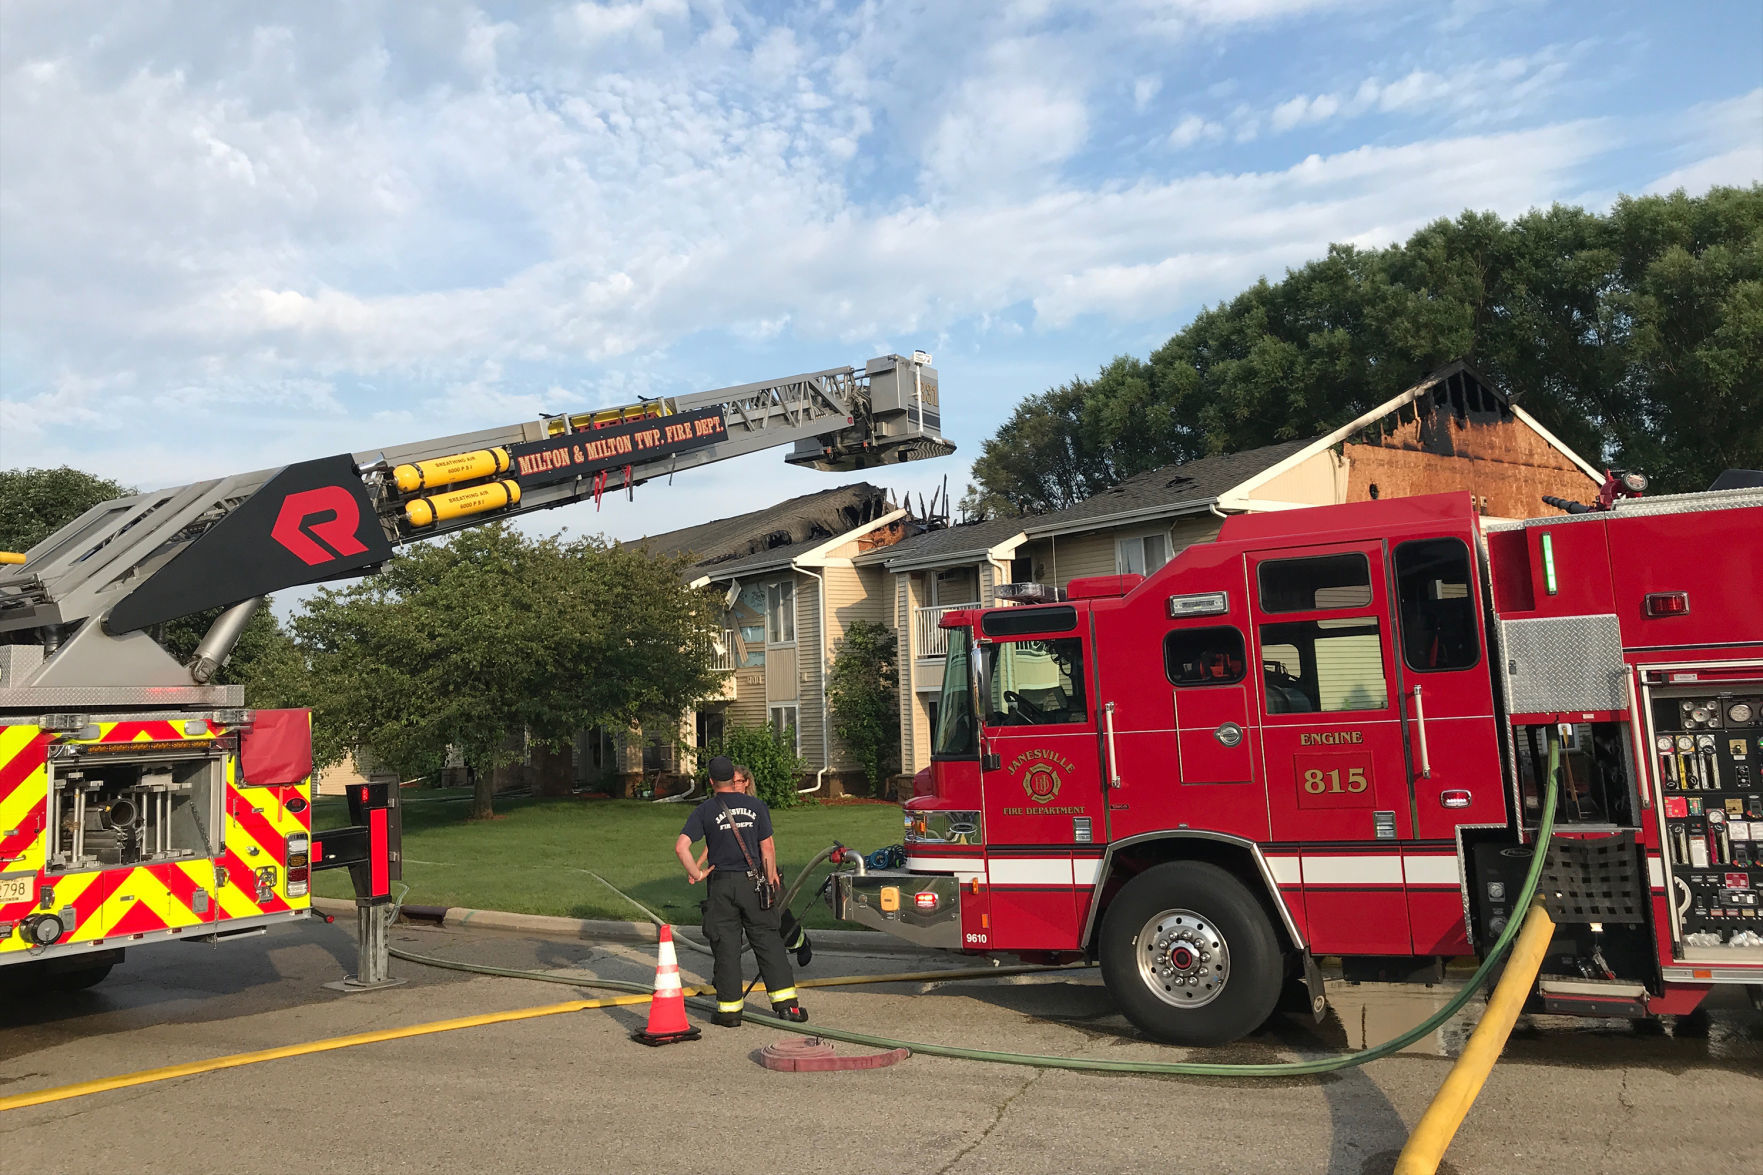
[
  {"xmin": 852, "ymin": 515, "xmax": 1027, "ymax": 566},
  {"xmin": 865, "ymin": 437, "xmax": 1317, "ymax": 566},
  {"xmin": 1034, "ymin": 437, "xmax": 1317, "ymax": 530},
  {"xmin": 631, "ymin": 481, "xmax": 894, "ymax": 576}
]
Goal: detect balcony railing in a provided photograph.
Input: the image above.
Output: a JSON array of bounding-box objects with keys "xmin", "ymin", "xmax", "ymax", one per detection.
[
  {"xmin": 710, "ymin": 629, "xmax": 737, "ymax": 671},
  {"xmin": 914, "ymin": 602, "xmax": 978, "ymax": 660}
]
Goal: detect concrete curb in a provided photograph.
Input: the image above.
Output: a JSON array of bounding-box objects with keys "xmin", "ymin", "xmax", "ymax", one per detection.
[{"xmin": 311, "ymin": 897, "xmax": 930, "ymax": 955}]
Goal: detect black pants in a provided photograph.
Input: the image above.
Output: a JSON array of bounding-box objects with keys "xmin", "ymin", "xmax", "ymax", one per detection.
[{"xmin": 702, "ymin": 872, "xmax": 797, "ymax": 1013}]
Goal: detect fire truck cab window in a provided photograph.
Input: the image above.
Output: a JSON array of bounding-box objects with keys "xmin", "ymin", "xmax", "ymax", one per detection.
[
  {"xmin": 984, "ymin": 638, "xmax": 1088, "ymax": 726},
  {"xmin": 933, "ymin": 628, "xmax": 977, "ymax": 757},
  {"xmin": 1259, "ymin": 618, "xmax": 1388, "ymax": 713},
  {"xmin": 1164, "ymin": 626, "xmax": 1247, "ymax": 686},
  {"xmin": 1257, "ymin": 553, "xmax": 1372, "ymax": 612},
  {"xmin": 1394, "ymin": 538, "xmax": 1480, "ymax": 672}
]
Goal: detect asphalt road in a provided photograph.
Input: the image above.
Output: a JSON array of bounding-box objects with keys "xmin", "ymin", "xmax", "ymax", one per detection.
[{"xmin": 2, "ymin": 918, "xmax": 1759, "ymax": 1175}]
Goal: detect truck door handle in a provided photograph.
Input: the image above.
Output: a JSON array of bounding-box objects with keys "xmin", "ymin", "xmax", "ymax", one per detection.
[
  {"xmin": 1411, "ymin": 685, "xmax": 1431, "ymax": 779},
  {"xmin": 1104, "ymin": 701, "xmax": 1121, "ymax": 789}
]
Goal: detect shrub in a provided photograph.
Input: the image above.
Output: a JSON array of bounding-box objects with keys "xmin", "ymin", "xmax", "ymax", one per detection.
[
  {"xmin": 827, "ymin": 620, "xmax": 899, "ymax": 796},
  {"xmin": 699, "ymin": 723, "xmax": 807, "ymax": 809}
]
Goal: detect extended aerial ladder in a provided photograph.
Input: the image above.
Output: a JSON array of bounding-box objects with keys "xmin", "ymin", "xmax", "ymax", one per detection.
[
  {"xmin": 0, "ymin": 352, "xmax": 949, "ymax": 988},
  {"xmin": 0, "ymin": 353, "xmax": 948, "ymax": 692}
]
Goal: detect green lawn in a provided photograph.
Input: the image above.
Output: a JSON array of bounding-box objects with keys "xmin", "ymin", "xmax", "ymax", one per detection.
[{"xmin": 313, "ymin": 790, "xmax": 904, "ymax": 929}]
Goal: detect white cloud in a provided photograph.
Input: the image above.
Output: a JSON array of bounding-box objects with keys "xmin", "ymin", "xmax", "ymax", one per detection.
[
  {"xmin": 1262, "ymin": 48, "xmax": 1579, "ymax": 134},
  {"xmin": 1169, "ymin": 114, "xmax": 1225, "ymax": 148},
  {"xmin": 917, "ymin": 35, "xmax": 1091, "ymax": 198},
  {"xmin": 1031, "ymin": 121, "xmax": 1607, "ymax": 326},
  {"xmin": 1644, "ymin": 89, "xmax": 1763, "ymax": 195},
  {"xmin": 1, "ymin": 2, "xmax": 1754, "ymax": 514}
]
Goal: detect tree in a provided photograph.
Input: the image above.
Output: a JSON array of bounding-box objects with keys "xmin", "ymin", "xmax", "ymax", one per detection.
[
  {"xmin": 281, "ymin": 525, "xmax": 719, "ymax": 819},
  {"xmin": 826, "ymin": 620, "xmax": 900, "ymax": 795},
  {"xmin": 964, "ymin": 185, "xmax": 1763, "ymax": 509},
  {"xmin": 0, "ymin": 466, "xmax": 131, "ymax": 554}
]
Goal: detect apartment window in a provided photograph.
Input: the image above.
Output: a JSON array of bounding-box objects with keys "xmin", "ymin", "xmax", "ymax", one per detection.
[
  {"xmin": 734, "ymin": 583, "xmax": 767, "ymax": 667},
  {"xmin": 767, "ymin": 581, "xmax": 796, "ymax": 644},
  {"xmin": 1117, "ymin": 532, "xmax": 1170, "ymax": 576},
  {"xmin": 770, "ymin": 704, "xmax": 800, "ymax": 753}
]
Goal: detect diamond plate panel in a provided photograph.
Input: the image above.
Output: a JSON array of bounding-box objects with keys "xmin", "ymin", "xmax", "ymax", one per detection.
[
  {"xmin": 0, "ymin": 684, "xmax": 244, "ymax": 712},
  {"xmin": 1497, "ymin": 614, "xmax": 1626, "ymax": 714}
]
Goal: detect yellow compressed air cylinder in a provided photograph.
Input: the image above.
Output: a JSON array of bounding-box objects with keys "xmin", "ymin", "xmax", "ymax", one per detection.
[
  {"xmin": 404, "ymin": 479, "xmax": 521, "ymax": 527},
  {"xmin": 392, "ymin": 448, "xmax": 510, "ymax": 494}
]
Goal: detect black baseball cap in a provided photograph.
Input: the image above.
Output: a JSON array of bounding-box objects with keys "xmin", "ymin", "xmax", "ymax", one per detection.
[{"xmin": 707, "ymin": 755, "xmax": 735, "ymax": 782}]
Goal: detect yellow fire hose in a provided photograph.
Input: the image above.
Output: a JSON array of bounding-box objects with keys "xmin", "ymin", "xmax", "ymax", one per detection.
[
  {"xmin": 0, "ymin": 992, "xmax": 654, "ymax": 1112},
  {"xmin": 1394, "ymin": 902, "xmax": 1557, "ymax": 1175},
  {"xmin": 0, "ymin": 965, "xmax": 1070, "ymax": 1112}
]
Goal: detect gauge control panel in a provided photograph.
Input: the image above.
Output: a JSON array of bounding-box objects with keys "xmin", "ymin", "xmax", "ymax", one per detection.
[{"xmin": 1652, "ymin": 692, "xmax": 1763, "ymax": 948}]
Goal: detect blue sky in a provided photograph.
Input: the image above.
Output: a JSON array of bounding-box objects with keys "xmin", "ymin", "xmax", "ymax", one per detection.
[{"xmin": 2, "ymin": 0, "xmax": 1758, "ymax": 547}]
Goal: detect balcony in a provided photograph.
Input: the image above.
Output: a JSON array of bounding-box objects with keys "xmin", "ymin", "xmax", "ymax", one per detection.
[
  {"xmin": 914, "ymin": 602, "xmax": 978, "ymax": 661},
  {"xmin": 710, "ymin": 629, "xmax": 737, "ymax": 671}
]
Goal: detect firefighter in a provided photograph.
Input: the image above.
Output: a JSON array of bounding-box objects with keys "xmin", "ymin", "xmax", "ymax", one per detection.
[
  {"xmin": 733, "ymin": 764, "xmax": 813, "ymax": 966},
  {"xmin": 675, "ymin": 755, "xmax": 807, "ymax": 1027},
  {"xmin": 691, "ymin": 765, "xmax": 814, "ymax": 966}
]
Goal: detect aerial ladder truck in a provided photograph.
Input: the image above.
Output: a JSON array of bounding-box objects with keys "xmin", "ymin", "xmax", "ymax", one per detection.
[{"xmin": 0, "ymin": 353, "xmax": 950, "ymax": 990}]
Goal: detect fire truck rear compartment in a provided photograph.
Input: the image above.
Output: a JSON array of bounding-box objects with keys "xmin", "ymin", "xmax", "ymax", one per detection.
[{"xmin": 47, "ymin": 749, "xmax": 223, "ymax": 871}]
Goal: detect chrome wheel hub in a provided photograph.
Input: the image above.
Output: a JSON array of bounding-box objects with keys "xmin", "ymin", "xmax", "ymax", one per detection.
[{"xmin": 1135, "ymin": 908, "xmax": 1229, "ymax": 1009}]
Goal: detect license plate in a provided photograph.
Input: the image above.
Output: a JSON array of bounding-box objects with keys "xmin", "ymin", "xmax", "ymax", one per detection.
[{"xmin": 0, "ymin": 876, "xmax": 33, "ymax": 905}]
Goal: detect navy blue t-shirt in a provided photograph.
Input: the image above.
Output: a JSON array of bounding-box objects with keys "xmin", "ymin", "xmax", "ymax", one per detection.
[{"xmin": 681, "ymin": 792, "xmax": 774, "ymax": 872}]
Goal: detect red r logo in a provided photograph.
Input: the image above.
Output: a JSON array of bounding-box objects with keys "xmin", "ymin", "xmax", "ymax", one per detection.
[{"xmin": 271, "ymin": 487, "xmax": 369, "ymax": 566}]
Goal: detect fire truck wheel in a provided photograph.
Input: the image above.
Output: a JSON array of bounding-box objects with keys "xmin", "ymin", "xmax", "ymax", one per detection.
[
  {"xmin": 1099, "ymin": 861, "xmax": 1282, "ymax": 1046},
  {"xmin": 53, "ymin": 962, "xmax": 115, "ymax": 991}
]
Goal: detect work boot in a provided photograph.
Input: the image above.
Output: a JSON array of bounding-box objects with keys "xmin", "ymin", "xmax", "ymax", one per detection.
[
  {"xmin": 773, "ymin": 1001, "xmax": 808, "ymax": 1024},
  {"xmin": 794, "ymin": 935, "xmax": 813, "ymax": 968},
  {"xmin": 711, "ymin": 1010, "xmax": 744, "ymax": 1028}
]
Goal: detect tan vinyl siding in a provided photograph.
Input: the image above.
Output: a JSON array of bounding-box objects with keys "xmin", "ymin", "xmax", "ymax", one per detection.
[
  {"xmin": 795, "ymin": 572, "xmax": 824, "ymax": 770},
  {"xmin": 895, "ymin": 571, "xmax": 917, "ymax": 772},
  {"xmin": 765, "ymin": 647, "xmax": 798, "ymax": 702},
  {"xmin": 727, "ymin": 668, "xmax": 767, "ymax": 730},
  {"xmin": 979, "ymin": 561, "xmax": 997, "ymax": 606},
  {"xmin": 1248, "ymin": 449, "xmax": 1347, "ymax": 506},
  {"xmin": 1168, "ymin": 515, "xmax": 1224, "ymax": 558},
  {"xmin": 1047, "ymin": 531, "xmax": 1119, "ymax": 588},
  {"xmin": 818, "ymin": 563, "xmax": 886, "ymax": 771}
]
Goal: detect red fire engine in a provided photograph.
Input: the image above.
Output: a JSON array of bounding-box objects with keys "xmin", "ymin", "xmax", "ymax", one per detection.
[{"xmin": 835, "ymin": 477, "xmax": 1763, "ymax": 1045}]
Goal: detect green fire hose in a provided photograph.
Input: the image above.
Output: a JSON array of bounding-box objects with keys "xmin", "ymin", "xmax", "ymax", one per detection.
[{"xmin": 394, "ymin": 733, "xmax": 1563, "ymax": 1078}]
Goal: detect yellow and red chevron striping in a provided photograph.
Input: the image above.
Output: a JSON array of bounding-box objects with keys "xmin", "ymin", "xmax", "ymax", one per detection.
[
  {"xmin": 0, "ymin": 725, "xmax": 50, "ymax": 883},
  {"xmin": 96, "ymin": 719, "xmax": 185, "ymax": 744}
]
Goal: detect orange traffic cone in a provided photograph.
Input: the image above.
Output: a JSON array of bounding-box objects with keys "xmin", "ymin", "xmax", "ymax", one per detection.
[{"xmin": 632, "ymin": 924, "xmax": 701, "ymax": 1046}]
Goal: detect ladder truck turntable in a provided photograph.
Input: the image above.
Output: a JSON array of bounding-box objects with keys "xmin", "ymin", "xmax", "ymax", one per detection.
[
  {"xmin": 834, "ymin": 475, "xmax": 1763, "ymax": 1045},
  {"xmin": 0, "ymin": 353, "xmax": 949, "ymax": 988}
]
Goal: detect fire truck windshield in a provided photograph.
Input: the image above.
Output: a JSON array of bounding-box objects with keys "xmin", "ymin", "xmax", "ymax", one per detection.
[{"xmin": 933, "ymin": 628, "xmax": 976, "ymax": 757}]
